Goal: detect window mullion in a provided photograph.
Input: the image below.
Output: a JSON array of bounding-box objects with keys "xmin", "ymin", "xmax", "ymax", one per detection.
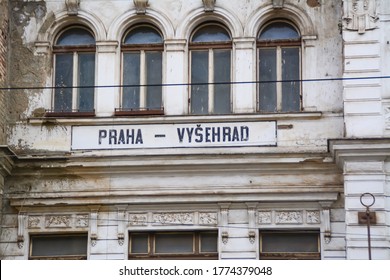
[
  {"xmin": 209, "ymin": 49, "xmax": 214, "ymax": 113},
  {"xmin": 140, "ymin": 50, "xmax": 146, "ymax": 108},
  {"xmin": 276, "ymin": 47, "xmax": 282, "ymax": 112},
  {"xmin": 72, "ymin": 52, "xmax": 78, "ymax": 111}
]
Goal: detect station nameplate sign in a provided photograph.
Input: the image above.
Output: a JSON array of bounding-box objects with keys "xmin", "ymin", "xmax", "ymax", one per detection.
[{"xmin": 71, "ymin": 121, "xmax": 277, "ymax": 150}]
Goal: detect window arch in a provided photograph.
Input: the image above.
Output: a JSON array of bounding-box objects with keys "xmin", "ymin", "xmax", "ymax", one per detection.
[
  {"xmin": 119, "ymin": 25, "xmax": 164, "ymax": 115},
  {"xmin": 189, "ymin": 23, "xmax": 232, "ymax": 115},
  {"xmin": 257, "ymin": 21, "xmax": 301, "ymax": 113},
  {"xmin": 52, "ymin": 26, "xmax": 96, "ymax": 114}
]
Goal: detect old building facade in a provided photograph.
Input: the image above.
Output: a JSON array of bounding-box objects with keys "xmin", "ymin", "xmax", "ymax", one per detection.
[{"xmin": 0, "ymin": 0, "xmax": 389, "ymax": 260}]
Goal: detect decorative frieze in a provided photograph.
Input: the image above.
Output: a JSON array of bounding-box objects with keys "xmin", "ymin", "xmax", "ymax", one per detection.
[
  {"xmin": 257, "ymin": 210, "xmax": 321, "ymax": 225},
  {"xmin": 45, "ymin": 215, "xmax": 71, "ymax": 228},
  {"xmin": 129, "ymin": 213, "xmax": 148, "ymax": 226},
  {"xmin": 343, "ymin": 0, "xmax": 378, "ymax": 34},
  {"xmin": 153, "ymin": 212, "xmax": 194, "ymax": 225},
  {"xmin": 128, "ymin": 211, "xmax": 218, "ymax": 226},
  {"xmin": 258, "ymin": 211, "xmax": 272, "ymax": 224},
  {"xmin": 199, "ymin": 212, "xmax": 218, "ymax": 225},
  {"xmin": 306, "ymin": 211, "xmax": 321, "ymax": 224},
  {"xmin": 76, "ymin": 214, "xmax": 89, "ymax": 228},
  {"xmin": 276, "ymin": 211, "xmax": 303, "ymax": 224},
  {"xmin": 28, "ymin": 216, "xmax": 41, "ymax": 228},
  {"xmin": 27, "ymin": 214, "xmax": 89, "ymax": 229}
]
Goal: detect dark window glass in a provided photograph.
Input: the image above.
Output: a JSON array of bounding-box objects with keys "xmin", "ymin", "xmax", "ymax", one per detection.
[
  {"xmin": 257, "ymin": 21, "xmax": 301, "ymax": 113},
  {"xmin": 53, "ymin": 27, "xmax": 95, "ymax": 113},
  {"xmin": 121, "ymin": 26, "xmax": 163, "ymax": 112},
  {"xmin": 124, "ymin": 26, "xmax": 163, "ymax": 44},
  {"xmin": 191, "ymin": 51, "xmax": 209, "ymax": 114},
  {"xmin": 192, "ymin": 25, "xmax": 231, "ymax": 43},
  {"xmin": 190, "ymin": 24, "xmax": 232, "ymax": 115},
  {"xmin": 56, "ymin": 28, "xmax": 95, "ymax": 46},
  {"xmin": 54, "ymin": 53, "xmax": 73, "ymax": 112},
  {"xmin": 30, "ymin": 234, "xmax": 88, "ymax": 259},
  {"xmin": 258, "ymin": 22, "xmax": 300, "ymax": 41}
]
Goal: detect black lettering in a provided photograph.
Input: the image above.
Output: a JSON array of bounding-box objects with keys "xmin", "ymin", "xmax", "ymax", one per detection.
[
  {"xmin": 109, "ymin": 129, "xmax": 117, "ymax": 145},
  {"xmin": 195, "ymin": 127, "xmax": 203, "ymax": 142},
  {"xmin": 136, "ymin": 129, "xmax": 143, "ymax": 144},
  {"xmin": 232, "ymin": 127, "xmax": 239, "ymax": 141},
  {"xmin": 126, "ymin": 129, "xmax": 134, "ymax": 144},
  {"xmin": 118, "ymin": 129, "xmax": 125, "ymax": 144},
  {"xmin": 241, "ymin": 126, "xmax": 249, "ymax": 141},
  {"xmin": 212, "ymin": 127, "xmax": 220, "ymax": 142},
  {"xmin": 177, "ymin": 128, "xmax": 185, "ymax": 143},
  {"xmin": 98, "ymin": 130, "xmax": 107, "ymax": 144},
  {"xmin": 223, "ymin": 127, "xmax": 231, "ymax": 142},
  {"xmin": 186, "ymin": 127, "xmax": 194, "ymax": 143},
  {"xmin": 205, "ymin": 127, "xmax": 211, "ymax": 142}
]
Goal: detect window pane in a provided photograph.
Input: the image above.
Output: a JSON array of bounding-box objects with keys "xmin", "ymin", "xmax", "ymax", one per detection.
[
  {"xmin": 259, "ymin": 22, "xmax": 299, "ymax": 41},
  {"xmin": 131, "ymin": 234, "xmax": 149, "ymax": 253},
  {"xmin": 56, "ymin": 28, "xmax": 95, "ymax": 46},
  {"xmin": 213, "ymin": 50, "xmax": 231, "ymax": 114},
  {"xmin": 191, "ymin": 51, "xmax": 209, "ymax": 114},
  {"xmin": 155, "ymin": 233, "xmax": 193, "ymax": 253},
  {"xmin": 259, "ymin": 48, "xmax": 277, "ymax": 112},
  {"xmin": 31, "ymin": 235, "xmax": 88, "ymax": 257},
  {"xmin": 78, "ymin": 53, "xmax": 95, "ymax": 111},
  {"xmin": 200, "ymin": 232, "xmax": 218, "ymax": 253},
  {"xmin": 123, "ymin": 52, "xmax": 141, "ymax": 109},
  {"xmin": 261, "ymin": 232, "xmax": 319, "ymax": 253},
  {"xmin": 146, "ymin": 51, "xmax": 162, "ymax": 109},
  {"xmin": 192, "ymin": 25, "xmax": 231, "ymax": 43},
  {"xmin": 282, "ymin": 47, "xmax": 300, "ymax": 112},
  {"xmin": 124, "ymin": 26, "xmax": 163, "ymax": 44},
  {"xmin": 54, "ymin": 53, "xmax": 73, "ymax": 112}
]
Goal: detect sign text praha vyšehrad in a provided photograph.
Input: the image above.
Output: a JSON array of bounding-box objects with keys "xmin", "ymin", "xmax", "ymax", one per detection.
[{"xmin": 71, "ymin": 121, "xmax": 276, "ymax": 150}]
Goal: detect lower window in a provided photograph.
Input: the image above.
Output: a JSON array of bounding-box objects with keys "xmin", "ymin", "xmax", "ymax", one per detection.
[
  {"xmin": 260, "ymin": 231, "xmax": 320, "ymax": 260},
  {"xmin": 29, "ymin": 233, "xmax": 88, "ymax": 260},
  {"xmin": 129, "ymin": 231, "xmax": 218, "ymax": 259}
]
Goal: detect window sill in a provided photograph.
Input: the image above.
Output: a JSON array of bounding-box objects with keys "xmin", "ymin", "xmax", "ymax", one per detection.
[
  {"xmin": 45, "ymin": 110, "xmax": 96, "ymax": 118},
  {"xmin": 29, "ymin": 111, "xmax": 328, "ymax": 126},
  {"xmin": 114, "ymin": 108, "xmax": 164, "ymax": 116}
]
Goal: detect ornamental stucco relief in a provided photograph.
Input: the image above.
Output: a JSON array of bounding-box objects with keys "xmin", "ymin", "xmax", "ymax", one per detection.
[
  {"xmin": 257, "ymin": 211, "xmax": 272, "ymax": 224},
  {"xmin": 128, "ymin": 213, "xmax": 148, "ymax": 226},
  {"xmin": 343, "ymin": 0, "xmax": 378, "ymax": 33},
  {"xmin": 306, "ymin": 211, "xmax": 321, "ymax": 224},
  {"xmin": 153, "ymin": 212, "xmax": 194, "ymax": 225},
  {"xmin": 45, "ymin": 215, "xmax": 71, "ymax": 228},
  {"xmin": 199, "ymin": 212, "xmax": 218, "ymax": 225},
  {"xmin": 275, "ymin": 211, "xmax": 303, "ymax": 224}
]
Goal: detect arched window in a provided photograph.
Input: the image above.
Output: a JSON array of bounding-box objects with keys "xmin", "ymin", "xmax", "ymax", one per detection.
[
  {"xmin": 257, "ymin": 21, "xmax": 301, "ymax": 113},
  {"xmin": 119, "ymin": 25, "xmax": 164, "ymax": 115},
  {"xmin": 189, "ymin": 23, "xmax": 232, "ymax": 115},
  {"xmin": 53, "ymin": 27, "xmax": 96, "ymax": 114}
]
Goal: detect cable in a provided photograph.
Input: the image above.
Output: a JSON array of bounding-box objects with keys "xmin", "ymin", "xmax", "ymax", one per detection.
[{"xmin": 1, "ymin": 75, "xmax": 390, "ymax": 91}]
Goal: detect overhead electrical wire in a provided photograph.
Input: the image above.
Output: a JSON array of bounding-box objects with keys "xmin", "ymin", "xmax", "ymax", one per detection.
[{"xmin": 1, "ymin": 75, "xmax": 390, "ymax": 91}]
